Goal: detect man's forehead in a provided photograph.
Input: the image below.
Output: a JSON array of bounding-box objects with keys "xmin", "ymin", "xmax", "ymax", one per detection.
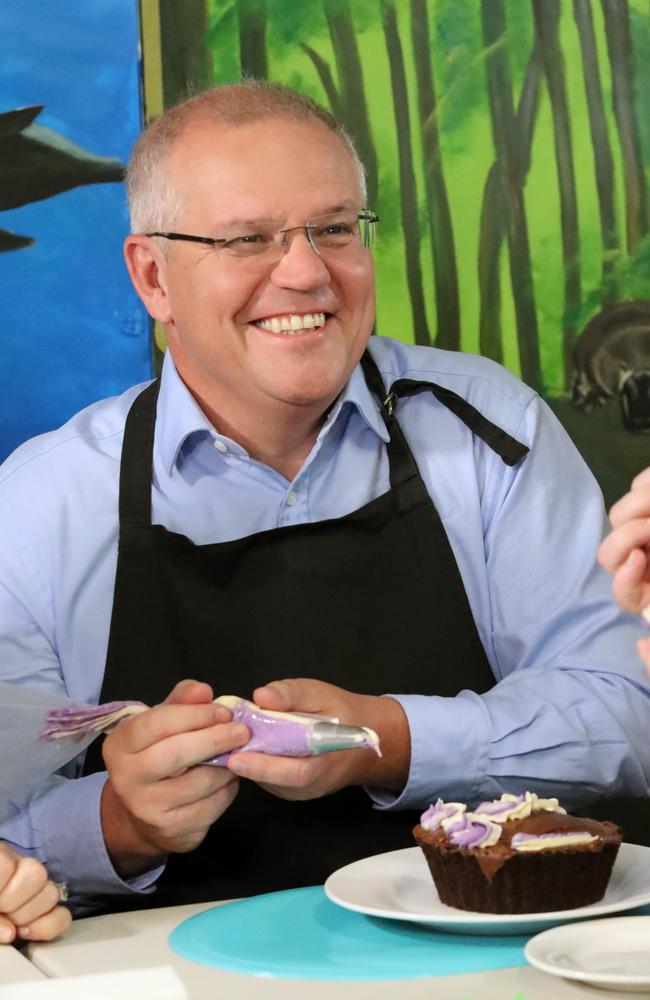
[
  {"xmin": 166, "ymin": 117, "xmax": 361, "ymax": 217},
  {"xmin": 171, "ymin": 115, "xmax": 349, "ymax": 162}
]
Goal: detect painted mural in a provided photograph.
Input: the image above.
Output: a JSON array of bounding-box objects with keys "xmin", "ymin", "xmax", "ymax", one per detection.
[
  {"xmin": 150, "ymin": 0, "xmax": 650, "ymax": 504},
  {"xmin": 0, "ymin": 0, "xmax": 151, "ymax": 462}
]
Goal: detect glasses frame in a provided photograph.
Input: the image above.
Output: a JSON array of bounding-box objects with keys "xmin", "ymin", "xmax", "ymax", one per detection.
[{"xmin": 146, "ymin": 210, "xmax": 380, "ymax": 256}]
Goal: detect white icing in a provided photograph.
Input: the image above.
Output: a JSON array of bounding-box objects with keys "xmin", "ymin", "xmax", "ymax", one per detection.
[{"xmin": 512, "ymin": 832, "xmax": 597, "ymax": 852}]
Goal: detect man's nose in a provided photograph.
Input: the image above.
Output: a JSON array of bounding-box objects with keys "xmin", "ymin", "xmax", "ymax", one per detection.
[{"xmin": 269, "ymin": 227, "xmax": 331, "ymax": 289}]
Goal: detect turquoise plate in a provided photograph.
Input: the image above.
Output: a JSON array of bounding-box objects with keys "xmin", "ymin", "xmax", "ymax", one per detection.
[{"xmin": 169, "ymin": 885, "xmax": 528, "ymax": 980}]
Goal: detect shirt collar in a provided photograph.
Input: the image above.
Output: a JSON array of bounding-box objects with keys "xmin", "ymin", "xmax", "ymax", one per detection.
[
  {"xmin": 155, "ymin": 353, "xmax": 217, "ymax": 476},
  {"xmin": 319, "ymin": 356, "xmax": 390, "ymax": 444},
  {"xmin": 155, "ymin": 349, "xmax": 390, "ymax": 476}
]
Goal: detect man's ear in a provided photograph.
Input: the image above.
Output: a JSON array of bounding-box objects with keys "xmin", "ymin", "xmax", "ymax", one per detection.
[{"xmin": 124, "ymin": 235, "xmax": 172, "ymax": 324}]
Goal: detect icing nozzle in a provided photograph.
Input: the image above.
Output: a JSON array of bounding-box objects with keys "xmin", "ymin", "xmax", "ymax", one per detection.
[{"xmin": 308, "ymin": 722, "xmax": 382, "ymax": 756}]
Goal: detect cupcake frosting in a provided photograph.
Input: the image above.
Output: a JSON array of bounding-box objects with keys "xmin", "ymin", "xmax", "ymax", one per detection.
[
  {"xmin": 419, "ymin": 791, "xmax": 570, "ymax": 851},
  {"xmin": 420, "ymin": 799, "xmax": 466, "ymax": 831},
  {"xmin": 442, "ymin": 812, "xmax": 502, "ymax": 849},
  {"xmin": 475, "ymin": 791, "xmax": 566, "ymax": 823},
  {"xmin": 511, "ymin": 831, "xmax": 597, "ymax": 852}
]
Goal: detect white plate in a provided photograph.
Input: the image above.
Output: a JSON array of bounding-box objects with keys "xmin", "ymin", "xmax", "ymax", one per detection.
[
  {"xmin": 324, "ymin": 844, "xmax": 650, "ymax": 935},
  {"xmin": 525, "ymin": 916, "xmax": 650, "ymax": 992}
]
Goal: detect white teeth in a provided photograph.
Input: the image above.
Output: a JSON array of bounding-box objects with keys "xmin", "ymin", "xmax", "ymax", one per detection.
[{"xmin": 255, "ymin": 312, "xmax": 326, "ymax": 334}]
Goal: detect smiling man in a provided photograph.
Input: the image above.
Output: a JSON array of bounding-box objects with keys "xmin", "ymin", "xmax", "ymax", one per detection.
[{"xmin": 0, "ymin": 82, "xmax": 648, "ymax": 915}]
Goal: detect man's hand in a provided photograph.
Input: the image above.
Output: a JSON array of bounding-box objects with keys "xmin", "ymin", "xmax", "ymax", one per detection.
[
  {"xmin": 598, "ymin": 467, "xmax": 650, "ymax": 671},
  {"xmin": 0, "ymin": 845, "xmax": 71, "ymax": 944},
  {"xmin": 101, "ymin": 680, "xmax": 250, "ymax": 877},
  {"xmin": 226, "ymin": 678, "xmax": 410, "ymax": 801}
]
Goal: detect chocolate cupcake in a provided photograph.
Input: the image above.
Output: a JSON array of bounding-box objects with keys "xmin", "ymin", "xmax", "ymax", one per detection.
[{"xmin": 413, "ymin": 792, "xmax": 622, "ymax": 914}]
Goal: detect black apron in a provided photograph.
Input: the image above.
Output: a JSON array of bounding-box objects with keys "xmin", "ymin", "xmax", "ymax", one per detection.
[{"xmin": 85, "ymin": 349, "xmax": 529, "ymax": 906}]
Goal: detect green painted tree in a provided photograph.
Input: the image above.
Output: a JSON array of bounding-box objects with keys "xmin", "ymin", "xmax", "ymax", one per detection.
[{"xmin": 410, "ymin": 0, "xmax": 460, "ymax": 350}]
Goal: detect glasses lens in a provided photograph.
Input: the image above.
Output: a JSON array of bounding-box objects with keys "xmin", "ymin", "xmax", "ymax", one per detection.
[
  {"xmin": 216, "ymin": 211, "xmax": 378, "ymax": 263},
  {"xmin": 310, "ymin": 213, "xmax": 359, "ymax": 253},
  {"xmin": 359, "ymin": 213, "xmax": 378, "ymax": 249},
  {"xmin": 222, "ymin": 229, "xmax": 277, "ymax": 258}
]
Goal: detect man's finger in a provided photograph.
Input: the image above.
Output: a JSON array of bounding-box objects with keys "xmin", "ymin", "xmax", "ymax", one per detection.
[
  {"xmin": 609, "ymin": 488, "xmax": 650, "ymax": 529},
  {"xmin": 136, "ymin": 721, "xmax": 250, "ymax": 781},
  {"xmin": 0, "ymin": 844, "xmax": 17, "ymax": 890},
  {"xmin": 17, "ymin": 905, "xmax": 71, "ymax": 942},
  {"xmin": 228, "ymin": 749, "xmax": 320, "ymax": 787},
  {"xmin": 107, "ymin": 701, "xmax": 230, "ymax": 755},
  {"xmin": 612, "ymin": 552, "xmax": 650, "ymax": 615},
  {"xmin": 598, "ymin": 521, "xmax": 650, "ymax": 572},
  {"xmin": 0, "ymin": 856, "xmax": 47, "ymax": 914},
  {"xmin": 163, "ymin": 679, "xmax": 215, "ymax": 706},
  {"xmin": 253, "ymin": 678, "xmax": 326, "ymax": 714},
  {"xmin": 151, "ymin": 764, "xmax": 239, "ymax": 810},
  {"xmin": 631, "ymin": 467, "xmax": 650, "ymax": 490},
  {"xmin": 141, "ymin": 777, "xmax": 240, "ymax": 847},
  {"xmin": 0, "ymin": 914, "xmax": 16, "ymax": 944},
  {"xmin": 638, "ymin": 637, "xmax": 650, "ymax": 673},
  {"xmin": 6, "ymin": 880, "xmax": 60, "ymax": 928}
]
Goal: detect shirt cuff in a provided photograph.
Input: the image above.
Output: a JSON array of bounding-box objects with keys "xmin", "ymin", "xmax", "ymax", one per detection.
[
  {"xmin": 30, "ymin": 771, "xmax": 164, "ymax": 903},
  {"xmin": 367, "ymin": 692, "xmax": 490, "ymax": 810}
]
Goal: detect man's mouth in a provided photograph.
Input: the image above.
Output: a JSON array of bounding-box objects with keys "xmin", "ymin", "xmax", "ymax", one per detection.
[{"xmin": 253, "ymin": 312, "xmax": 328, "ymax": 335}]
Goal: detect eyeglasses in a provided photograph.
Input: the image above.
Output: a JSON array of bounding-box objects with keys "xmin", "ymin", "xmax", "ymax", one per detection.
[{"xmin": 146, "ymin": 210, "xmax": 379, "ymax": 263}]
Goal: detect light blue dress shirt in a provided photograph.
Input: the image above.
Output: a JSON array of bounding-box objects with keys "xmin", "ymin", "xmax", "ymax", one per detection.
[{"xmin": 0, "ymin": 335, "xmax": 648, "ymax": 910}]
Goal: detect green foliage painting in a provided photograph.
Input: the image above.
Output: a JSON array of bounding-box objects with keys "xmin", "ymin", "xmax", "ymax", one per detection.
[{"xmin": 151, "ymin": 0, "xmax": 650, "ymax": 503}]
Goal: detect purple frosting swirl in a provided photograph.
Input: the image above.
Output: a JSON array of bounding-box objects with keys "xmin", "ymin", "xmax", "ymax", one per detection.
[
  {"xmin": 475, "ymin": 794, "xmax": 525, "ymax": 818},
  {"xmin": 445, "ymin": 813, "xmax": 501, "ymax": 849},
  {"xmin": 420, "ymin": 799, "xmax": 465, "ymax": 831}
]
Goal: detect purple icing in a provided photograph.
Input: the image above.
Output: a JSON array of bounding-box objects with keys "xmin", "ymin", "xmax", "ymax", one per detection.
[
  {"xmin": 41, "ymin": 696, "xmax": 376, "ymax": 763},
  {"xmin": 420, "ymin": 799, "xmax": 464, "ymax": 830},
  {"xmin": 40, "ymin": 700, "xmax": 145, "ymax": 739},
  {"xmin": 207, "ymin": 701, "xmax": 312, "ymax": 765},
  {"xmin": 476, "ymin": 794, "xmax": 525, "ymax": 818},
  {"xmin": 446, "ymin": 813, "xmax": 497, "ymax": 849}
]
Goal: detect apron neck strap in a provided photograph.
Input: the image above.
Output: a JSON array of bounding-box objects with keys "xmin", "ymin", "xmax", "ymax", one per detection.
[
  {"xmin": 360, "ymin": 350, "xmax": 529, "ymax": 468},
  {"xmin": 118, "ymin": 350, "xmax": 529, "ymax": 529},
  {"xmin": 118, "ymin": 379, "xmax": 160, "ymax": 527}
]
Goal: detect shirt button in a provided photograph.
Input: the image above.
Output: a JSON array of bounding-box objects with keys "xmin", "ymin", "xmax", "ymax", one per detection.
[
  {"xmin": 286, "ymin": 490, "xmax": 298, "ymax": 506},
  {"xmin": 213, "ymin": 439, "xmax": 228, "ymax": 453}
]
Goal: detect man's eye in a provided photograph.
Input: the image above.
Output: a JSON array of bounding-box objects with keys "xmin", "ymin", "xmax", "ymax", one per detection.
[
  {"xmin": 226, "ymin": 233, "xmax": 270, "ymax": 247},
  {"xmin": 321, "ymin": 223, "xmax": 353, "ymax": 236}
]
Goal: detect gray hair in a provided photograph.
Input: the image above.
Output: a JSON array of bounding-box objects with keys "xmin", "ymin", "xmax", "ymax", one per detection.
[{"xmin": 126, "ymin": 81, "xmax": 367, "ymax": 234}]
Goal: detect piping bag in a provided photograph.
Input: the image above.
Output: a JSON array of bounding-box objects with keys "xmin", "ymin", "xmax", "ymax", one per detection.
[{"xmin": 0, "ymin": 684, "xmax": 380, "ymax": 825}]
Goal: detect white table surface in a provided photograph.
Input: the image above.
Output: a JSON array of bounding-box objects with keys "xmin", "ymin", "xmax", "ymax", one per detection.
[
  {"xmin": 26, "ymin": 901, "xmax": 645, "ymax": 999},
  {"xmin": 0, "ymin": 944, "xmax": 47, "ymax": 984}
]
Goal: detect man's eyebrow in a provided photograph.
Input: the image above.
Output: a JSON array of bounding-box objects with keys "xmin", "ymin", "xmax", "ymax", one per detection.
[
  {"xmin": 213, "ymin": 203, "xmax": 358, "ymax": 231},
  {"xmin": 215, "ymin": 216, "xmax": 282, "ymax": 230},
  {"xmin": 219, "ymin": 216, "xmax": 281, "ymax": 229}
]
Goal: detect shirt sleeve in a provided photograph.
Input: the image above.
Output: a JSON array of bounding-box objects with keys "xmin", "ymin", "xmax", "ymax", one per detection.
[
  {"xmin": 0, "ymin": 521, "xmax": 162, "ymax": 913},
  {"xmin": 0, "ymin": 772, "xmax": 162, "ymax": 915},
  {"xmin": 371, "ymin": 394, "xmax": 650, "ymax": 812}
]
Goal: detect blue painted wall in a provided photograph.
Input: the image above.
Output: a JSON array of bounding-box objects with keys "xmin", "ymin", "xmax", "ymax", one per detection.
[{"xmin": 0, "ymin": 0, "xmax": 151, "ymax": 461}]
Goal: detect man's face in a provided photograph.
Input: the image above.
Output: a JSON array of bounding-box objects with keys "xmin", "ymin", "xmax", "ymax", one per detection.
[{"xmin": 151, "ymin": 117, "xmax": 376, "ymax": 422}]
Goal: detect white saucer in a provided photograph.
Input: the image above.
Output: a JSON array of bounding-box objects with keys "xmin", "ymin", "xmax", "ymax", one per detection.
[
  {"xmin": 525, "ymin": 916, "xmax": 650, "ymax": 992},
  {"xmin": 324, "ymin": 844, "xmax": 650, "ymax": 936}
]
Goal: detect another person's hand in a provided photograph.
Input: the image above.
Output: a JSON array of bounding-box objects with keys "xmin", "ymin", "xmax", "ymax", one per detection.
[
  {"xmin": 598, "ymin": 467, "xmax": 650, "ymax": 670},
  {"xmin": 226, "ymin": 678, "xmax": 410, "ymax": 801},
  {"xmin": 101, "ymin": 680, "xmax": 250, "ymax": 877},
  {"xmin": 0, "ymin": 845, "xmax": 71, "ymax": 943}
]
